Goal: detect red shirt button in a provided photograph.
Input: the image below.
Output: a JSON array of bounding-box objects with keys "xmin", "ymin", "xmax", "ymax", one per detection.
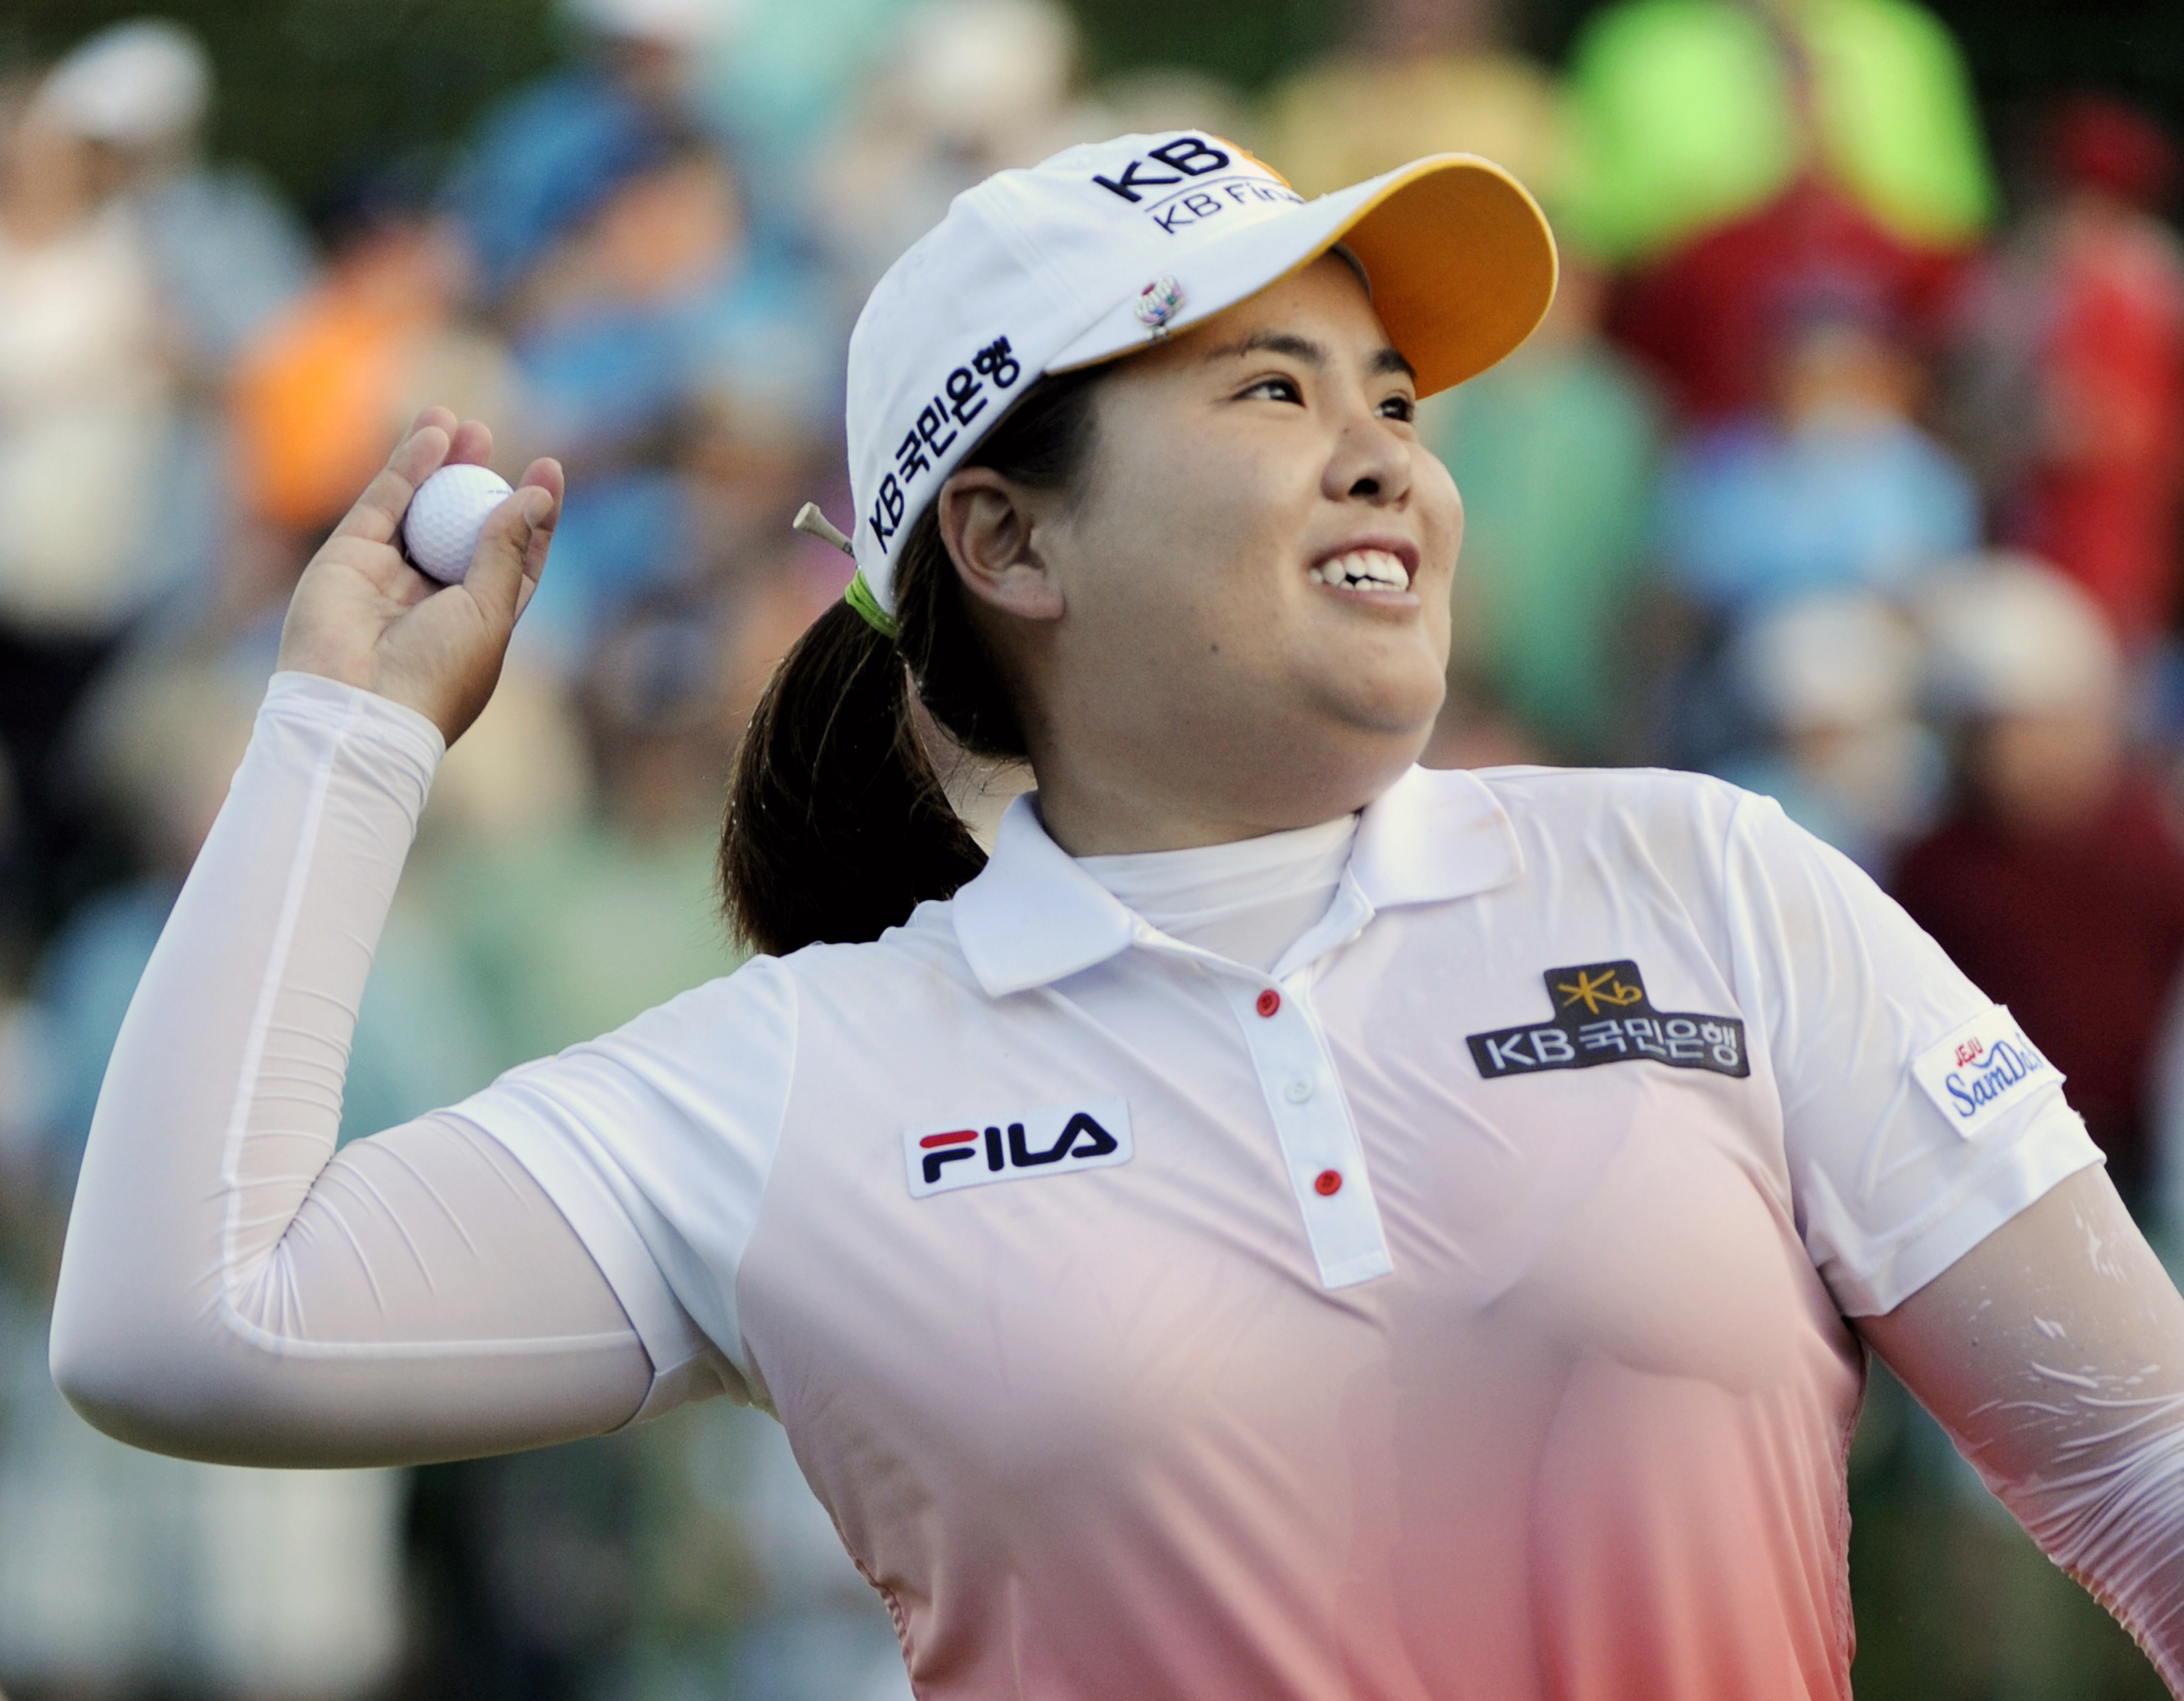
[
  {"xmin": 1314, "ymin": 1169, "xmax": 1343, "ymax": 1197},
  {"xmin": 1256, "ymin": 989, "xmax": 1282, "ymax": 1018}
]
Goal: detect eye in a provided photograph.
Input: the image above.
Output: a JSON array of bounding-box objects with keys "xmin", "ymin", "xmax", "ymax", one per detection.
[
  {"xmin": 1238, "ymin": 373, "xmax": 1303, "ymax": 404},
  {"xmin": 1378, "ymin": 393, "xmax": 1417, "ymax": 424}
]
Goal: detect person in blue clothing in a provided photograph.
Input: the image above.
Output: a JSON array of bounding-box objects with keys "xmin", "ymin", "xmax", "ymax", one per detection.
[
  {"xmin": 1653, "ymin": 289, "xmax": 1977, "ymax": 774},
  {"xmin": 1656, "ymin": 291, "xmax": 1976, "ymax": 622},
  {"xmin": 452, "ymin": 62, "xmax": 832, "ymax": 650}
]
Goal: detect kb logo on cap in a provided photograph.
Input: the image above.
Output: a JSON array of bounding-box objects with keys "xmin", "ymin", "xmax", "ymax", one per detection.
[
  {"xmin": 1093, "ymin": 136, "xmax": 1233, "ymax": 204},
  {"xmin": 1090, "ymin": 135, "xmax": 1303, "ymax": 236}
]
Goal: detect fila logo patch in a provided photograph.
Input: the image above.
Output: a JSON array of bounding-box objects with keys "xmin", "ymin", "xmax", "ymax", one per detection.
[
  {"xmin": 904, "ymin": 1096, "xmax": 1133, "ymax": 1198},
  {"xmin": 1911, "ymin": 1006, "xmax": 2063, "ymax": 1139},
  {"xmin": 1468, "ymin": 961, "xmax": 1749, "ymax": 1081}
]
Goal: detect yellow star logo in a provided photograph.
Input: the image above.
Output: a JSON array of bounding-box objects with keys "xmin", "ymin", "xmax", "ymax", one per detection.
[{"xmin": 1556, "ymin": 968, "xmax": 1644, "ymax": 1015}]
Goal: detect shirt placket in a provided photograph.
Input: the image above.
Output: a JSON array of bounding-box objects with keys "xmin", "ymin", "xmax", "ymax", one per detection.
[
  {"xmin": 1221, "ymin": 967, "xmax": 1394, "ymax": 1289},
  {"xmin": 1133, "ymin": 914, "xmax": 1393, "ymax": 1290}
]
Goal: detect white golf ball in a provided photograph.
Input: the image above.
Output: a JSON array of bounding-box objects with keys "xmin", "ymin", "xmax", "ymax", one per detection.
[{"xmin": 402, "ymin": 463, "xmax": 515, "ymax": 584}]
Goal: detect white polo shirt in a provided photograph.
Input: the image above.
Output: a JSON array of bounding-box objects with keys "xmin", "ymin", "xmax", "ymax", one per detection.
[{"xmin": 458, "ymin": 762, "xmax": 2100, "ymax": 1701}]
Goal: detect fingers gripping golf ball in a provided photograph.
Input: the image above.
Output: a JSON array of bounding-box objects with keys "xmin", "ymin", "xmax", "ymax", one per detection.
[{"xmin": 402, "ymin": 463, "xmax": 515, "ymax": 584}]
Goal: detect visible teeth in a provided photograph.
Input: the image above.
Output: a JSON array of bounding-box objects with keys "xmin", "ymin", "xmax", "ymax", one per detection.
[{"xmin": 1311, "ymin": 549, "xmax": 1407, "ymax": 591}]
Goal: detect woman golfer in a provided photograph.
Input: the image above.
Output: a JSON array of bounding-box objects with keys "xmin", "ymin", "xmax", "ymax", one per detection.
[{"xmin": 51, "ymin": 135, "xmax": 2184, "ymax": 1698}]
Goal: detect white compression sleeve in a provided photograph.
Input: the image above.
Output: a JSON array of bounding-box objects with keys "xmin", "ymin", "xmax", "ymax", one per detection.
[
  {"xmin": 50, "ymin": 673, "xmax": 674, "ymax": 1468},
  {"xmin": 1863, "ymin": 1166, "xmax": 2184, "ymax": 1688}
]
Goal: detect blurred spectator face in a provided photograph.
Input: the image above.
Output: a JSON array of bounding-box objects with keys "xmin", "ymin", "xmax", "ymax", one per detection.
[
  {"xmin": 590, "ymin": 149, "xmax": 738, "ymax": 299},
  {"xmin": 1772, "ymin": 316, "xmax": 1921, "ymax": 429},
  {"xmin": 0, "ymin": 113, "xmax": 98, "ymax": 242},
  {"xmin": 511, "ymin": 141, "xmax": 740, "ymax": 327},
  {"xmin": 1969, "ymin": 704, "xmax": 2124, "ymax": 834}
]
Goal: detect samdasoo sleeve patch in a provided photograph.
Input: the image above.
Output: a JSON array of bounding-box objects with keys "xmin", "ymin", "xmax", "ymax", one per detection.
[{"xmin": 1911, "ymin": 1007, "xmax": 2064, "ymax": 1140}]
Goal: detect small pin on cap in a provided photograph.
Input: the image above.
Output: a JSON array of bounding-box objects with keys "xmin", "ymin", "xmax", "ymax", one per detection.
[{"xmin": 1134, "ymin": 275, "xmax": 1184, "ymax": 337}]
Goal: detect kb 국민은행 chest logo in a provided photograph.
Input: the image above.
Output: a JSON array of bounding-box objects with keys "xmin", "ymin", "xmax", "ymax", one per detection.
[
  {"xmin": 1468, "ymin": 961, "xmax": 1749, "ymax": 1081},
  {"xmin": 903, "ymin": 1096, "xmax": 1134, "ymax": 1198}
]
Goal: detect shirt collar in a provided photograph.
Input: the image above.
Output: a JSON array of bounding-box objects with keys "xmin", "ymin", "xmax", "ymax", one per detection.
[{"xmin": 950, "ymin": 765, "xmax": 1526, "ymax": 997}]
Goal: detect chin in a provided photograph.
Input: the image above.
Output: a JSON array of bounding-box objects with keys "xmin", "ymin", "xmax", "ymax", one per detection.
[{"xmin": 1319, "ymin": 661, "xmax": 1447, "ymax": 746}]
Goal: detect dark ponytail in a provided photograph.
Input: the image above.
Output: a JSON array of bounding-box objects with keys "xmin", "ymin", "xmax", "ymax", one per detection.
[{"xmin": 721, "ymin": 365, "xmax": 1106, "ymax": 957}]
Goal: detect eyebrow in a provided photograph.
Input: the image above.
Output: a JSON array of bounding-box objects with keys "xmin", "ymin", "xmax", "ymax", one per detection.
[
  {"xmin": 1202, "ymin": 329, "xmax": 1416, "ymax": 382},
  {"xmin": 1371, "ymin": 346, "xmax": 1418, "ymax": 381},
  {"xmin": 1203, "ymin": 329, "xmax": 1325, "ymax": 367}
]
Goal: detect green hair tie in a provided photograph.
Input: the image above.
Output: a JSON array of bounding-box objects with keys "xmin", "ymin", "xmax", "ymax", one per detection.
[{"xmin": 843, "ymin": 568, "xmax": 899, "ymax": 641}]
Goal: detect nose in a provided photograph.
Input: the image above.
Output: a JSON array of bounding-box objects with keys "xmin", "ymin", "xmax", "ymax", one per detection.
[{"xmin": 1323, "ymin": 406, "xmax": 1412, "ymax": 507}]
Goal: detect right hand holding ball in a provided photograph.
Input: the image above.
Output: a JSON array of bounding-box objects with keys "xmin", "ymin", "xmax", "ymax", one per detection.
[{"xmin": 276, "ymin": 409, "xmax": 561, "ymax": 745}]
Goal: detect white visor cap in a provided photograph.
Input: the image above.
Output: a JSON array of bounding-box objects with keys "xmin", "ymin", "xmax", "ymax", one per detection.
[
  {"xmin": 31, "ymin": 19, "xmax": 212, "ymax": 147},
  {"xmin": 842, "ymin": 131, "xmax": 1558, "ymax": 618},
  {"xmin": 1917, "ymin": 552, "xmax": 2124, "ymax": 718}
]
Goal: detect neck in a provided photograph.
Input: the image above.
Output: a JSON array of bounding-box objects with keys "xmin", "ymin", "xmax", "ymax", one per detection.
[{"xmin": 1024, "ymin": 732, "xmax": 1419, "ymax": 857}]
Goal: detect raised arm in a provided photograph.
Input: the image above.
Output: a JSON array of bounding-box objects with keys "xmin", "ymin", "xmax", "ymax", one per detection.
[
  {"xmin": 1860, "ymin": 1165, "xmax": 2184, "ymax": 1689},
  {"xmin": 49, "ymin": 416, "xmax": 713, "ymax": 1467}
]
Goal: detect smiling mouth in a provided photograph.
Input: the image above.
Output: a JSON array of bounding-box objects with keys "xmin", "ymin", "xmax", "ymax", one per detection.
[{"xmin": 1307, "ymin": 549, "xmax": 1411, "ymax": 592}]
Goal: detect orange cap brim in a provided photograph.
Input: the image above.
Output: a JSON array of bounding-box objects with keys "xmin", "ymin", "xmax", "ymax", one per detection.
[{"xmin": 1332, "ymin": 154, "xmax": 1559, "ymax": 396}]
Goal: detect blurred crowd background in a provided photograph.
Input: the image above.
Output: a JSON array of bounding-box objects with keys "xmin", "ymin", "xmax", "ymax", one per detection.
[{"xmin": 1, "ymin": 0, "xmax": 2183, "ymax": 1694}]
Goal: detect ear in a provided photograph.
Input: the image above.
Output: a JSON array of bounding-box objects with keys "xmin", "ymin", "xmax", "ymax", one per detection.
[{"xmin": 938, "ymin": 467, "xmax": 1066, "ymax": 623}]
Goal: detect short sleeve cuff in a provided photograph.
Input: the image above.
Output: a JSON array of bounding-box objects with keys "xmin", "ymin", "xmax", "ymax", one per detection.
[
  {"xmin": 452, "ymin": 1108, "xmax": 719, "ymax": 1388},
  {"xmin": 1820, "ymin": 1099, "xmax": 2107, "ymax": 1316}
]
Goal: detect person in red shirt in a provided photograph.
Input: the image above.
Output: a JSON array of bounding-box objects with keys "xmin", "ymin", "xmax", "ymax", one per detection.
[
  {"xmin": 1895, "ymin": 554, "xmax": 2184, "ymax": 1209},
  {"xmin": 1954, "ymin": 97, "xmax": 2184, "ymax": 649},
  {"xmin": 1611, "ymin": 177, "xmax": 1967, "ymax": 426}
]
